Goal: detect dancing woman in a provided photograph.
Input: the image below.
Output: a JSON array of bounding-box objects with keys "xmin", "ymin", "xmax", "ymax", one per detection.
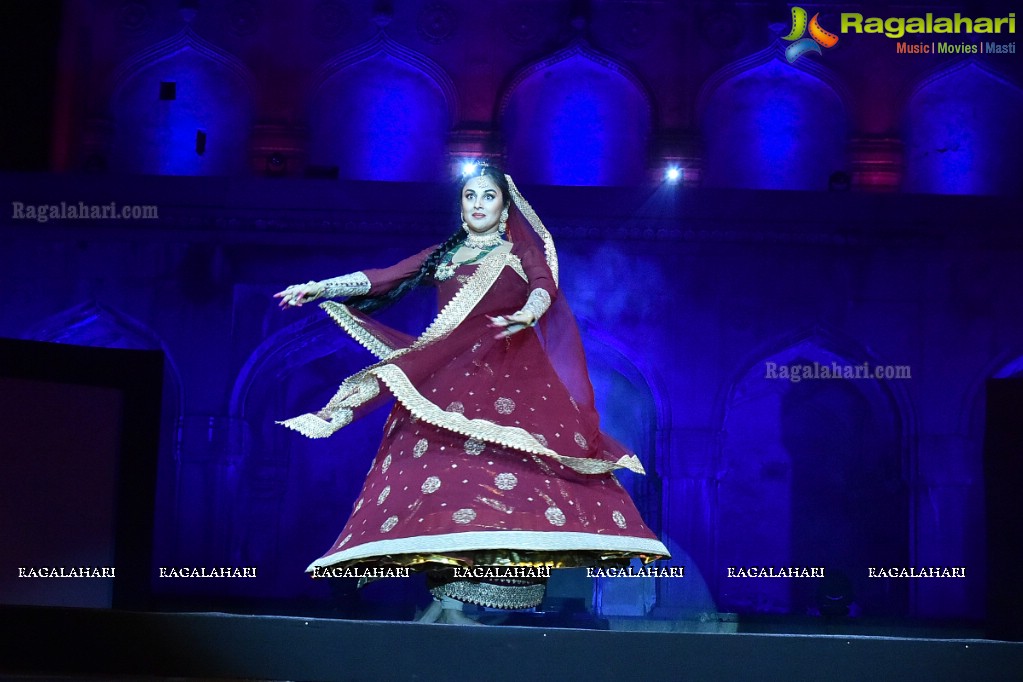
[{"xmin": 275, "ymin": 165, "xmax": 668, "ymax": 623}]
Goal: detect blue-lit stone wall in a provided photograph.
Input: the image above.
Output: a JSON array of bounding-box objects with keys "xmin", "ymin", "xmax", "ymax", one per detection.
[
  {"xmin": 6, "ymin": 0, "xmax": 1022, "ymax": 622},
  {"xmin": 4, "ymin": 174, "xmax": 1021, "ymax": 621}
]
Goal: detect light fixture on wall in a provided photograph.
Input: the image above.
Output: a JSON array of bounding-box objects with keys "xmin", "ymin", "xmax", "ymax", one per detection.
[
  {"xmin": 265, "ymin": 152, "xmax": 286, "ymax": 177},
  {"xmin": 665, "ymin": 166, "xmax": 682, "ymax": 183}
]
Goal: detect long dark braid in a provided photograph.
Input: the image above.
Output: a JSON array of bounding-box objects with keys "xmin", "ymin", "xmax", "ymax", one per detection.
[
  {"xmin": 346, "ymin": 164, "xmax": 508, "ymax": 315},
  {"xmin": 346, "ymin": 229, "xmax": 467, "ymax": 314}
]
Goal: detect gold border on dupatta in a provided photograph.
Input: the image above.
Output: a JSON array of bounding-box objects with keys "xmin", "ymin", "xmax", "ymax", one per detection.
[
  {"xmin": 320, "ymin": 301, "xmax": 396, "ymax": 360},
  {"xmin": 278, "ymin": 246, "xmax": 645, "ymax": 474},
  {"xmin": 506, "ymin": 174, "xmax": 559, "ymax": 287}
]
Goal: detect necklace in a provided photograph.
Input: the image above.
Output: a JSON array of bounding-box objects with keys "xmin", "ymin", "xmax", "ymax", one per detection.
[
  {"xmin": 435, "ymin": 242, "xmax": 501, "ymax": 281},
  {"xmin": 464, "ymin": 230, "xmax": 503, "ymax": 250}
]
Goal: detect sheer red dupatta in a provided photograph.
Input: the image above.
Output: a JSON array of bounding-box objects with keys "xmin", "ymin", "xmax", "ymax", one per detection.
[
  {"xmin": 505, "ymin": 177, "xmax": 591, "ymax": 411},
  {"xmin": 505, "ymin": 176, "xmax": 645, "ymax": 474}
]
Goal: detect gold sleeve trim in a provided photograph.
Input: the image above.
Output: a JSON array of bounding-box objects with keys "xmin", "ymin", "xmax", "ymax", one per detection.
[
  {"xmin": 321, "ymin": 271, "xmax": 371, "ymax": 298},
  {"xmin": 520, "ymin": 287, "xmax": 551, "ymax": 322}
]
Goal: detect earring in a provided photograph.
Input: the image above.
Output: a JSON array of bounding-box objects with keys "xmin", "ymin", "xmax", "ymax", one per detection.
[
  {"xmin": 498, "ymin": 208, "xmax": 509, "ymax": 235},
  {"xmin": 462, "ymin": 219, "xmax": 470, "ymax": 234}
]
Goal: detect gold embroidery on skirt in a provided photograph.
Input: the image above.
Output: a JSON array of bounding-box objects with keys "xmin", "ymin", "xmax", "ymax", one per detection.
[
  {"xmin": 432, "ymin": 580, "xmax": 545, "ymax": 609},
  {"xmin": 315, "ymin": 548, "xmax": 656, "ymax": 573}
]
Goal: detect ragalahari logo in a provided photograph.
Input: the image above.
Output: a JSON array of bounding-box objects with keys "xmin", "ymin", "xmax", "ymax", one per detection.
[{"xmin": 782, "ymin": 7, "xmax": 839, "ymax": 62}]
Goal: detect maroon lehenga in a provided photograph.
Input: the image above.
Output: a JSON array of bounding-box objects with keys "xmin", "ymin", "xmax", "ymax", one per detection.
[{"xmin": 280, "ymin": 177, "xmax": 669, "ymax": 607}]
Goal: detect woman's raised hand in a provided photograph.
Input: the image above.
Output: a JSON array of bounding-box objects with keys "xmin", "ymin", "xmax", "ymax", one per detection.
[
  {"xmin": 274, "ymin": 280, "xmax": 324, "ymax": 309},
  {"xmin": 488, "ymin": 310, "xmax": 536, "ymax": 339}
]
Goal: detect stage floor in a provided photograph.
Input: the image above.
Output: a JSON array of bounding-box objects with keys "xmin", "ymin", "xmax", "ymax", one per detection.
[{"xmin": 2, "ymin": 605, "xmax": 1021, "ymax": 681}]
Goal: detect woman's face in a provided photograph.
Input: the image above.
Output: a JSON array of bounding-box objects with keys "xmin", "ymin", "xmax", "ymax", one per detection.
[{"xmin": 461, "ymin": 174, "xmax": 504, "ymax": 235}]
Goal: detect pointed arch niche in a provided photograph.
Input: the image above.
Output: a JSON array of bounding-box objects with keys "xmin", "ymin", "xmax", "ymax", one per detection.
[
  {"xmin": 24, "ymin": 303, "xmax": 183, "ymax": 427},
  {"xmin": 226, "ymin": 314, "xmax": 426, "ymax": 600},
  {"xmin": 500, "ymin": 43, "xmax": 653, "ymax": 185},
  {"xmin": 577, "ymin": 325, "xmax": 662, "ymax": 525},
  {"xmin": 903, "ymin": 61, "xmax": 1023, "ymax": 195},
  {"xmin": 307, "ymin": 35, "xmax": 455, "ymax": 181},
  {"xmin": 107, "ymin": 29, "xmax": 256, "ymax": 175},
  {"xmin": 555, "ymin": 320, "xmax": 668, "ymax": 617},
  {"xmin": 956, "ymin": 351, "xmax": 1023, "ymax": 618},
  {"xmin": 698, "ymin": 51, "xmax": 848, "ymax": 190},
  {"xmin": 24, "ymin": 302, "xmax": 184, "ymax": 573},
  {"xmin": 715, "ymin": 333, "xmax": 909, "ymax": 617}
]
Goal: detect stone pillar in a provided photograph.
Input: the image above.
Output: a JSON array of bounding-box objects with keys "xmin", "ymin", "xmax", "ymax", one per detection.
[
  {"xmin": 656, "ymin": 427, "xmax": 721, "ymax": 613},
  {"xmin": 849, "ymin": 136, "xmax": 904, "ymax": 192}
]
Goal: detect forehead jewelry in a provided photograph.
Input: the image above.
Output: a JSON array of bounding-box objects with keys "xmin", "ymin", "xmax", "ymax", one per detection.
[{"xmin": 475, "ymin": 176, "xmax": 489, "ymax": 190}]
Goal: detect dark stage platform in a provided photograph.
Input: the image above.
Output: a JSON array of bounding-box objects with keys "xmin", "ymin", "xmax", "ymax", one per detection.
[{"xmin": 2, "ymin": 605, "xmax": 1021, "ymax": 681}]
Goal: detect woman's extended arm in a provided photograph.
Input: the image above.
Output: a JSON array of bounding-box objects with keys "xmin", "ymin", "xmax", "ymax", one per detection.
[
  {"xmin": 274, "ymin": 245, "xmax": 437, "ymax": 309},
  {"xmin": 274, "ymin": 273, "xmax": 370, "ymax": 308}
]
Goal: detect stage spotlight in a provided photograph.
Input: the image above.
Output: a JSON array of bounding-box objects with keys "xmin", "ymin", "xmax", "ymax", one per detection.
[
  {"xmin": 462, "ymin": 162, "xmax": 478, "ymax": 175},
  {"xmin": 665, "ymin": 167, "xmax": 682, "ymax": 183}
]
